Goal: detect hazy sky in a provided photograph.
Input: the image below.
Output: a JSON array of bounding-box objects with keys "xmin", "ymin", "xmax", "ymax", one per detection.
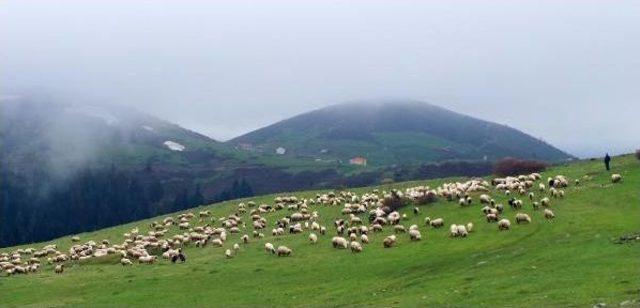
[{"xmin": 1, "ymin": 0, "xmax": 639, "ymax": 157}]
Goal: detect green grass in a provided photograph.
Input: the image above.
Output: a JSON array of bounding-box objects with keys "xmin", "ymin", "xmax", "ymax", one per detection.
[{"xmin": 2, "ymin": 155, "xmax": 639, "ymax": 307}]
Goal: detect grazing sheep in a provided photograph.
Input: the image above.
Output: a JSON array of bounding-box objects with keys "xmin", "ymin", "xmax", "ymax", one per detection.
[
  {"xmin": 241, "ymin": 234, "xmax": 249, "ymax": 244},
  {"xmin": 71, "ymin": 236, "xmax": 80, "ymax": 242},
  {"xmin": 225, "ymin": 249, "xmax": 233, "ymax": 259},
  {"xmin": 54, "ymin": 264, "xmax": 64, "ymax": 274},
  {"xmin": 611, "ymin": 174, "xmax": 623, "ymax": 183},
  {"xmin": 350, "ymin": 241, "xmax": 363, "ymax": 253},
  {"xmin": 495, "ymin": 204, "xmax": 504, "ymax": 213},
  {"xmin": 276, "ymin": 246, "xmax": 292, "ymax": 257},
  {"xmin": 332, "ymin": 236, "xmax": 349, "ymax": 249},
  {"xmin": 541, "ymin": 197, "xmax": 551, "ymax": 207},
  {"xmin": 394, "ymin": 225, "xmax": 406, "ymax": 233},
  {"xmin": 486, "ymin": 213, "xmax": 498, "ymax": 223},
  {"xmin": 538, "ymin": 183, "xmax": 546, "ymax": 192},
  {"xmin": 515, "ymin": 213, "xmax": 532, "ymax": 224},
  {"xmin": 360, "ymin": 234, "xmax": 369, "ymax": 244},
  {"xmin": 120, "ymin": 258, "xmax": 132, "ymax": 266},
  {"xmin": 430, "ymin": 218, "xmax": 444, "ymax": 228},
  {"xmin": 409, "ymin": 229, "xmax": 422, "ymax": 241},
  {"xmin": 349, "ymin": 233, "xmax": 358, "ymax": 241},
  {"xmin": 456, "ymin": 225, "xmax": 468, "ymax": 237},
  {"xmin": 532, "ymin": 202, "xmax": 539, "ymax": 210},
  {"xmin": 309, "ymin": 233, "xmax": 318, "ymax": 244},
  {"xmin": 233, "ymin": 243, "xmax": 241, "ymax": 251},
  {"xmin": 413, "ymin": 207, "xmax": 420, "ymax": 215},
  {"xmin": 498, "ymin": 219, "xmax": 511, "ymax": 230},
  {"xmin": 543, "ymin": 209, "xmax": 555, "ymax": 219},
  {"xmin": 466, "ymin": 222, "xmax": 474, "ymax": 233},
  {"xmin": 264, "ymin": 243, "xmax": 276, "ymax": 254},
  {"xmin": 138, "ymin": 255, "xmax": 156, "ymax": 264},
  {"xmin": 383, "ymin": 235, "xmax": 397, "ymax": 248},
  {"xmin": 479, "ymin": 194, "xmax": 491, "ymax": 204}
]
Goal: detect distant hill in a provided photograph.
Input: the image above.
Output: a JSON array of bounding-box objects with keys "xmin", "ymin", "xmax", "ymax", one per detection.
[{"xmin": 230, "ymin": 100, "xmax": 573, "ymax": 166}]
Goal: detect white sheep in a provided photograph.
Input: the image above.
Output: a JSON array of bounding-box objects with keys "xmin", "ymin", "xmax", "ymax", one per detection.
[
  {"xmin": 350, "ymin": 241, "xmax": 363, "ymax": 253},
  {"xmin": 332, "ymin": 236, "xmax": 349, "ymax": 249},
  {"xmin": 225, "ymin": 249, "xmax": 233, "ymax": 258},
  {"xmin": 264, "ymin": 243, "xmax": 276, "ymax": 254},
  {"xmin": 611, "ymin": 174, "xmax": 623, "ymax": 183},
  {"xmin": 383, "ymin": 235, "xmax": 397, "ymax": 248},
  {"xmin": 360, "ymin": 234, "xmax": 369, "ymax": 244},
  {"xmin": 515, "ymin": 213, "xmax": 532, "ymax": 224},
  {"xmin": 120, "ymin": 258, "xmax": 132, "ymax": 266},
  {"xmin": 430, "ymin": 218, "xmax": 444, "ymax": 228},
  {"xmin": 309, "ymin": 233, "xmax": 318, "ymax": 244},
  {"xmin": 466, "ymin": 222, "xmax": 474, "ymax": 233},
  {"xmin": 498, "ymin": 219, "xmax": 511, "ymax": 230},
  {"xmin": 409, "ymin": 229, "xmax": 422, "ymax": 241},
  {"xmin": 54, "ymin": 264, "xmax": 64, "ymax": 274},
  {"xmin": 543, "ymin": 209, "xmax": 555, "ymax": 219},
  {"xmin": 276, "ymin": 246, "xmax": 292, "ymax": 257}
]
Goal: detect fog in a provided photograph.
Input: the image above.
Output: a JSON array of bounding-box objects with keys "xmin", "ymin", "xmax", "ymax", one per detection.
[{"xmin": 1, "ymin": 0, "xmax": 639, "ymax": 157}]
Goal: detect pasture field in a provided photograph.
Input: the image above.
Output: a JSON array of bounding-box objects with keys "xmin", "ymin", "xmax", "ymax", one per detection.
[{"xmin": 1, "ymin": 155, "xmax": 639, "ymax": 307}]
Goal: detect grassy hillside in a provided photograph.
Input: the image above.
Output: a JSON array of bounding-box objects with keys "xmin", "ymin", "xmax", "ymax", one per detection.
[{"xmin": 1, "ymin": 155, "xmax": 638, "ymax": 307}]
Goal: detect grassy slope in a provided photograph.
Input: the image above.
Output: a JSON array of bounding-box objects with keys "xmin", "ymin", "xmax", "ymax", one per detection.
[{"xmin": 1, "ymin": 155, "xmax": 639, "ymax": 307}]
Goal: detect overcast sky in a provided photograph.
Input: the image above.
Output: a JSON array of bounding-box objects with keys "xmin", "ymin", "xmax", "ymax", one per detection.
[{"xmin": 1, "ymin": 0, "xmax": 639, "ymax": 157}]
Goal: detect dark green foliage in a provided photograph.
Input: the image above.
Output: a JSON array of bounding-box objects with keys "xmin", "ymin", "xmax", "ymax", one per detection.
[{"xmin": 493, "ymin": 157, "xmax": 549, "ymax": 176}]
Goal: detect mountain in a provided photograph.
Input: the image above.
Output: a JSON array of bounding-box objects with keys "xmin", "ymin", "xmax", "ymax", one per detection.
[{"xmin": 230, "ymin": 100, "xmax": 573, "ymax": 165}]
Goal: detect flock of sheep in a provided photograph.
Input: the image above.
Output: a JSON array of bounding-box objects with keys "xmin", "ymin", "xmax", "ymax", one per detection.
[{"xmin": 0, "ymin": 172, "xmax": 624, "ymax": 276}]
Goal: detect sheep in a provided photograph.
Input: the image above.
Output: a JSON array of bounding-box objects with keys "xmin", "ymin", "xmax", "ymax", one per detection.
[
  {"xmin": 394, "ymin": 225, "xmax": 406, "ymax": 233},
  {"xmin": 532, "ymin": 202, "xmax": 539, "ymax": 211},
  {"xmin": 120, "ymin": 258, "xmax": 133, "ymax": 266},
  {"xmin": 466, "ymin": 222, "xmax": 474, "ymax": 233},
  {"xmin": 138, "ymin": 255, "xmax": 156, "ymax": 264},
  {"xmin": 515, "ymin": 213, "xmax": 532, "ymax": 224},
  {"xmin": 71, "ymin": 236, "xmax": 80, "ymax": 242},
  {"xmin": 54, "ymin": 264, "xmax": 64, "ymax": 274},
  {"xmin": 413, "ymin": 207, "xmax": 420, "ymax": 215},
  {"xmin": 486, "ymin": 213, "xmax": 499, "ymax": 223},
  {"xmin": 498, "ymin": 219, "xmax": 511, "ymax": 230},
  {"xmin": 611, "ymin": 174, "xmax": 623, "ymax": 183},
  {"xmin": 383, "ymin": 235, "xmax": 397, "ymax": 248},
  {"xmin": 349, "ymin": 233, "xmax": 358, "ymax": 241},
  {"xmin": 264, "ymin": 243, "xmax": 276, "ymax": 254},
  {"xmin": 320, "ymin": 226, "xmax": 327, "ymax": 235},
  {"xmin": 350, "ymin": 241, "xmax": 363, "ymax": 253},
  {"xmin": 429, "ymin": 218, "xmax": 444, "ymax": 228},
  {"xmin": 456, "ymin": 225, "xmax": 468, "ymax": 237},
  {"xmin": 241, "ymin": 234, "xmax": 249, "ymax": 244},
  {"xmin": 211, "ymin": 239, "xmax": 224, "ymax": 247},
  {"xmin": 233, "ymin": 243, "xmax": 241, "ymax": 251},
  {"xmin": 309, "ymin": 233, "xmax": 318, "ymax": 244},
  {"xmin": 332, "ymin": 236, "xmax": 349, "ymax": 249},
  {"xmin": 479, "ymin": 194, "xmax": 491, "ymax": 204},
  {"xmin": 538, "ymin": 183, "xmax": 546, "ymax": 192},
  {"xmin": 543, "ymin": 209, "xmax": 555, "ymax": 219},
  {"xmin": 276, "ymin": 246, "xmax": 292, "ymax": 257},
  {"xmin": 409, "ymin": 229, "xmax": 422, "ymax": 241},
  {"xmin": 541, "ymin": 197, "xmax": 551, "ymax": 207},
  {"xmin": 360, "ymin": 234, "xmax": 369, "ymax": 244},
  {"xmin": 225, "ymin": 249, "xmax": 233, "ymax": 259},
  {"xmin": 495, "ymin": 204, "xmax": 504, "ymax": 213}
]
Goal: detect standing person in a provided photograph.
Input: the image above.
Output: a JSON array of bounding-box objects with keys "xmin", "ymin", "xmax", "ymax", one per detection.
[{"xmin": 604, "ymin": 153, "xmax": 611, "ymax": 171}]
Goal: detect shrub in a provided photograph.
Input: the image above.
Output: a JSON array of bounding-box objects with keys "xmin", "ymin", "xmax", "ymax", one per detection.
[
  {"xmin": 415, "ymin": 191, "xmax": 438, "ymax": 205},
  {"xmin": 493, "ymin": 157, "xmax": 548, "ymax": 177},
  {"xmin": 382, "ymin": 190, "xmax": 405, "ymax": 211},
  {"xmin": 635, "ymin": 149, "xmax": 640, "ymax": 160}
]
